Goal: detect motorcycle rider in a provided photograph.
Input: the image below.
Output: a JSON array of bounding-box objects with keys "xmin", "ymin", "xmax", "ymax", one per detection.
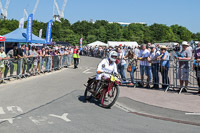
[{"xmin": 93, "ymin": 51, "xmax": 118, "ymax": 93}]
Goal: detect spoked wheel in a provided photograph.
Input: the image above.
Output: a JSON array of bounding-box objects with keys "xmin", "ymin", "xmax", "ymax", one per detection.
[
  {"xmin": 101, "ymin": 85, "xmax": 119, "ymax": 108},
  {"xmin": 84, "ymin": 80, "xmax": 95, "ymax": 101}
]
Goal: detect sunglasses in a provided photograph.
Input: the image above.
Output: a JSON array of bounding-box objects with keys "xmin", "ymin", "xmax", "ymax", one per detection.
[{"xmin": 161, "ymin": 49, "xmax": 166, "ymax": 51}]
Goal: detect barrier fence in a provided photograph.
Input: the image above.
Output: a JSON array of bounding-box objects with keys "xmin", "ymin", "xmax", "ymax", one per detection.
[
  {"xmin": 127, "ymin": 59, "xmax": 200, "ymax": 94},
  {"xmin": 81, "ymin": 50, "xmax": 200, "ymax": 94},
  {"xmin": 0, "ymin": 55, "xmax": 73, "ymax": 83}
]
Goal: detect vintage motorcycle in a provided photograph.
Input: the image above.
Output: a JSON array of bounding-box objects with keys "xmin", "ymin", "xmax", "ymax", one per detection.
[{"xmin": 84, "ymin": 71, "xmax": 120, "ymax": 108}]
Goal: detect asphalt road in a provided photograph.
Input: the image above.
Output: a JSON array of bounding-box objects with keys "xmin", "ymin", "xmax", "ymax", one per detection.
[{"xmin": 0, "ymin": 56, "xmax": 199, "ymax": 133}]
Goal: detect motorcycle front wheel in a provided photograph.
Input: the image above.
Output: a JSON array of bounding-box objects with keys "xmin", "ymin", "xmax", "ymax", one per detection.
[{"xmin": 101, "ymin": 85, "xmax": 119, "ymax": 108}]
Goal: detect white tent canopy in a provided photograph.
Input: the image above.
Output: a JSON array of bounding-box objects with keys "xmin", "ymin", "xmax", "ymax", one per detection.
[
  {"xmin": 87, "ymin": 41, "xmax": 108, "ymax": 47},
  {"xmin": 108, "ymin": 41, "xmax": 138, "ymax": 48}
]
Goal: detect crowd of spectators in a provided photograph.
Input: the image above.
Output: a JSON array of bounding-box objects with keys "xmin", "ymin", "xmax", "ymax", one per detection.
[
  {"xmin": 0, "ymin": 45, "xmax": 75, "ymax": 83},
  {"xmin": 81, "ymin": 42, "xmax": 200, "ymax": 94},
  {"xmin": 1, "ymin": 41, "xmax": 200, "ymax": 94}
]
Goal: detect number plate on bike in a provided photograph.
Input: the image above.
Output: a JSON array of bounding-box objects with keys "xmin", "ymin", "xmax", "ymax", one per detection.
[{"xmin": 110, "ymin": 75, "xmax": 117, "ymax": 82}]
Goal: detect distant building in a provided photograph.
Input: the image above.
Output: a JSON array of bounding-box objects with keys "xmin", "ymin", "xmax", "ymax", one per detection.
[{"xmin": 109, "ymin": 22, "xmax": 146, "ymax": 26}]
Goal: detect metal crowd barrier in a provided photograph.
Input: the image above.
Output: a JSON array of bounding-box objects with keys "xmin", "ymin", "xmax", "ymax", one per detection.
[
  {"xmin": 127, "ymin": 59, "xmax": 199, "ymax": 94},
  {"xmin": 0, "ymin": 54, "xmax": 73, "ymax": 84}
]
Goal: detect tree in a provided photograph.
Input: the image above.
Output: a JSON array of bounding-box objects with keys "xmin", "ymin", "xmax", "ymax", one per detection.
[
  {"xmin": 149, "ymin": 23, "xmax": 176, "ymax": 43},
  {"xmin": 171, "ymin": 24, "xmax": 192, "ymax": 42},
  {"xmin": 0, "ymin": 18, "xmax": 197, "ymax": 45}
]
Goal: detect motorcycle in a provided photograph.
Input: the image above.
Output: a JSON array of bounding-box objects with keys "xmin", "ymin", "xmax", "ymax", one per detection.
[{"xmin": 84, "ymin": 71, "xmax": 120, "ymax": 108}]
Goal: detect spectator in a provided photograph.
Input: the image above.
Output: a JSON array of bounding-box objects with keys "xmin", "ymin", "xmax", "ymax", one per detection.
[
  {"xmin": 117, "ymin": 47, "xmax": 126, "ymax": 83},
  {"xmin": 158, "ymin": 45, "xmax": 169, "ymax": 90},
  {"xmin": 60, "ymin": 46, "xmax": 65, "ymax": 67},
  {"xmin": 124, "ymin": 49, "xmax": 137, "ymax": 86},
  {"xmin": 4, "ymin": 48, "xmax": 14, "ymax": 78},
  {"xmin": 177, "ymin": 41, "xmax": 192, "ymax": 91},
  {"xmin": 40, "ymin": 47, "xmax": 46, "ymax": 72},
  {"xmin": 0, "ymin": 47, "xmax": 7, "ymax": 82},
  {"xmin": 44, "ymin": 48, "xmax": 50, "ymax": 72},
  {"xmin": 138, "ymin": 44, "xmax": 151, "ymax": 88},
  {"xmin": 17, "ymin": 44, "xmax": 25, "ymax": 77},
  {"xmin": 63, "ymin": 47, "xmax": 68, "ymax": 67},
  {"xmin": 148, "ymin": 44, "xmax": 160, "ymax": 89},
  {"xmin": 22, "ymin": 45, "xmax": 30, "ymax": 76},
  {"xmin": 29, "ymin": 46, "xmax": 39, "ymax": 76},
  {"xmin": 73, "ymin": 46, "xmax": 80, "ymax": 69},
  {"xmin": 194, "ymin": 42, "xmax": 200, "ymax": 93},
  {"xmin": 134, "ymin": 46, "xmax": 140, "ymax": 57}
]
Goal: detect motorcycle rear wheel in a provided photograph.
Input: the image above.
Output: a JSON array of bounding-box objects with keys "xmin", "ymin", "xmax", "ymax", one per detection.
[{"xmin": 84, "ymin": 80, "xmax": 95, "ymax": 101}]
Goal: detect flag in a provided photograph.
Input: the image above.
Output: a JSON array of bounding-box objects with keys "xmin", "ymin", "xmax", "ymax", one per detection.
[
  {"xmin": 26, "ymin": 14, "xmax": 33, "ymax": 43},
  {"xmin": 46, "ymin": 20, "xmax": 53, "ymax": 44},
  {"xmin": 19, "ymin": 18, "xmax": 24, "ymax": 28},
  {"xmin": 80, "ymin": 38, "xmax": 83, "ymax": 47},
  {"xmin": 80, "ymin": 38, "xmax": 83, "ymax": 51},
  {"xmin": 39, "ymin": 29, "xmax": 43, "ymax": 38}
]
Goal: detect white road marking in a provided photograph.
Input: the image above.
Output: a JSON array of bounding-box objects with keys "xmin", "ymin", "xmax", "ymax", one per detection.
[
  {"xmin": 0, "ymin": 107, "xmax": 5, "ymax": 114},
  {"xmin": 29, "ymin": 116, "xmax": 48, "ymax": 125},
  {"xmin": 83, "ymin": 69, "xmax": 93, "ymax": 74},
  {"xmin": 114, "ymin": 102, "xmax": 137, "ymax": 113},
  {"xmin": 49, "ymin": 113, "xmax": 71, "ymax": 122},
  {"xmin": 185, "ymin": 112, "xmax": 200, "ymax": 115},
  {"xmin": 7, "ymin": 106, "xmax": 23, "ymax": 114},
  {"xmin": 0, "ymin": 118, "xmax": 15, "ymax": 124}
]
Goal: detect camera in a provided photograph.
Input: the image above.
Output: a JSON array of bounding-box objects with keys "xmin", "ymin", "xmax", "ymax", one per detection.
[{"xmin": 173, "ymin": 46, "xmax": 180, "ymax": 51}]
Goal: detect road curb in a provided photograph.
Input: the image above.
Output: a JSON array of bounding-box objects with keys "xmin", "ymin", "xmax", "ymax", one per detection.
[{"xmin": 116, "ymin": 97, "xmax": 200, "ymax": 127}]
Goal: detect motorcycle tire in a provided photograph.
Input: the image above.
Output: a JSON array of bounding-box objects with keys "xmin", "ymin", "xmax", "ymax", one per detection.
[{"xmin": 101, "ymin": 85, "xmax": 119, "ymax": 109}]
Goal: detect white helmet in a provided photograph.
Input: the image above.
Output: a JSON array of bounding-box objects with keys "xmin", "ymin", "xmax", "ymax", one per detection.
[{"xmin": 109, "ymin": 51, "xmax": 118, "ymax": 62}]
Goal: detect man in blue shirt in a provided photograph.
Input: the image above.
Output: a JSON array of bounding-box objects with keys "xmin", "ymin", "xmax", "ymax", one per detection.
[{"xmin": 158, "ymin": 45, "xmax": 169, "ymax": 89}]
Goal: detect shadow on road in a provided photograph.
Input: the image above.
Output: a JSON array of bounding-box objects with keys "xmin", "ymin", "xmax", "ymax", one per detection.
[{"xmin": 78, "ymin": 95, "xmax": 110, "ymax": 109}]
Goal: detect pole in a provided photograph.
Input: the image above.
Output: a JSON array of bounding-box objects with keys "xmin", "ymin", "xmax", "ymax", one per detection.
[{"xmin": 4, "ymin": 41, "xmax": 5, "ymax": 52}]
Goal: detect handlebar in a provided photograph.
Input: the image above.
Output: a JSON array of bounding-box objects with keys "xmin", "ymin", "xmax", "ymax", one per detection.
[{"xmin": 97, "ymin": 71, "xmax": 119, "ymax": 77}]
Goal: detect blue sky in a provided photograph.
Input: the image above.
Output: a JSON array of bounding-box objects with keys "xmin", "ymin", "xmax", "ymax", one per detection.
[{"xmin": 3, "ymin": 0, "xmax": 200, "ymax": 33}]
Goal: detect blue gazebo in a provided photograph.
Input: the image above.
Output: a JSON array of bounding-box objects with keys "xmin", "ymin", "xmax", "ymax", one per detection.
[{"xmin": 3, "ymin": 28, "xmax": 45, "ymax": 43}]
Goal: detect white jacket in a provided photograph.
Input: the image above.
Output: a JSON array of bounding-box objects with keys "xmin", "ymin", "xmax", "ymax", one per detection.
[{"xmin": 96, "ymin": 58, "xmax": 118, "ymax": 80}]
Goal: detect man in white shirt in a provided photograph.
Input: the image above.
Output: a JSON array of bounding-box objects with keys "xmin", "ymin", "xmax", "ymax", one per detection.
[
  {"xmin": 148, "ymin": 45, "xmax": 160, "ymax": 89},
  {"xmin": 138, "ymin": 44, "xmax": 151, "ymax": 88}
]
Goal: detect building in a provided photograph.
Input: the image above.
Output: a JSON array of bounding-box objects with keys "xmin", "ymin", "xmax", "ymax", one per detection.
[{"xmin": 109, "ymin": 22, "xmax": 146, "ymax": 26}]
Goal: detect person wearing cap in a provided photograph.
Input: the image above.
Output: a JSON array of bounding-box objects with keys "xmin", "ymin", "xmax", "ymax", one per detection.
[
  {"xmin": 148, "ymin": 44, "xmax": 160, "ymax": 89},
  {"xmin": 137, "ymin": 44, "xmax": 151, "ymax": 88},
  {"xmin": 194, "ymin": 42, "xmax": 200, "ymax": 93},
  {"xmin": 176, "ymin": 41, "xmax": 192, "ymax": 92},
  {"xmin": 157, "ymin": 45, "xmax": 169, "ymax": 89}
]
